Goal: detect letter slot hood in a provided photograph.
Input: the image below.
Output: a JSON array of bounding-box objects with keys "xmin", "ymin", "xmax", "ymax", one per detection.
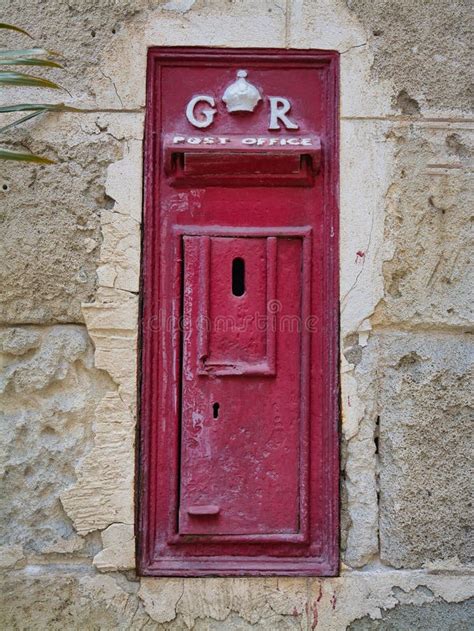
[{"xmin": 164, "ymin": 133, "xmax": 321, "ymax": 186}]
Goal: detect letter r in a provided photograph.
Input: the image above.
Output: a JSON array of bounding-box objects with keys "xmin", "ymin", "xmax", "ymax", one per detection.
[{"xmin": 268, "ymin": 97, "xmax": 299, "ymax": 130}]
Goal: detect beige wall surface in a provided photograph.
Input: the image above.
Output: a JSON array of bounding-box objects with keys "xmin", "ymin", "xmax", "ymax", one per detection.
[{"xmin": 1, "ymin": 1, "xmax": 473, "ymax": 628}]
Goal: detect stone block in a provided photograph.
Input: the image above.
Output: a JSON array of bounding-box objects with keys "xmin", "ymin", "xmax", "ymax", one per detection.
[
  {"xmin": 348, "ymin": 599, "xmax": 474, "ymax": 631},
  {"xmin": 373, "ymin": 125, "xmax": 473, "ymax": 328},
  {"xmin": 346, "ymin": 0, "xmax": 472, "ymax": 117},
  {"xmin": 0, "ymin": 114, "xmax": 129, "ymax": 324},
  {"xmin": 378, "ymin": 331, "xmax": 474, "ymax": 568},
  {"xmin": 0, "ymin": 325, "xmax": 113, "ymax": 556},
  {"xmin": 0, "ymin": 571, "xmax": 154, "ymax": 630}
]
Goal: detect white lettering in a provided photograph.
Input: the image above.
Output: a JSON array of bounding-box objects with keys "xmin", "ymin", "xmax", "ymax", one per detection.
[
  {"xmin": 171, "ymin": 134, "xmax": 313, "ymax": 147},
  {"xmin": 268, "ymin": 97, "xmax": 299, "ymax": 130},
  {"xmin": 185, "ymin": 95, "xmax": 217, "ymax": 129}
]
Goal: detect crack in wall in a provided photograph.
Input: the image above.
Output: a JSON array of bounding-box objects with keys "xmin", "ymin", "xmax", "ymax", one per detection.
[{"xmin": 99, "ymin": 68, "xmax": 125, "ymax": 108}]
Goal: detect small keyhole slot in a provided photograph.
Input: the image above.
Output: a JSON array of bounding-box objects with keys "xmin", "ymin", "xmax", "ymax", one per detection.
[
  {"xmin": 212, "ymin": 402, "xmax": 220, "ymax": 419},
  {"xmin": 232, "ymin": 257, "xmax": 245, "ymax": 296}
]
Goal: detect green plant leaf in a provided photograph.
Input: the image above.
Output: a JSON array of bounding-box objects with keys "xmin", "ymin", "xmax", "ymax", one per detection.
[
  {"xmin": 0, "ymin": 58, "xmax": 63, "ymax": 68},
  {"xmin": 0, "ymin": 147, "xmax": 54, "ymax": 163},
  {"xmin": 0, "ymin": 48, "xmax": 54, "ymax": 59},
  {"xmin": 0, "ymin": 23, "xmax": 33, "ymax": 38},
  {"xmin": 0, "ymin": 23, "xmax": 68, "ymax": 166},
  {"xmin": 0, "ymin": 103, "xmax": 80, "ymax": 113},
  {"xmin": 0, "ymin": 110, "xmax": 44, "ymax": 134},
  {"xmin": 0, "ymin": 70, "xmax": 62, "ymax": 89}
]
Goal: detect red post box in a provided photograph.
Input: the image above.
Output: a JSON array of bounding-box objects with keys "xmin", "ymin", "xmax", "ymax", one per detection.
[{"xmin": 139, "ymin": 48, "xmax": 339, "ymax": 576}]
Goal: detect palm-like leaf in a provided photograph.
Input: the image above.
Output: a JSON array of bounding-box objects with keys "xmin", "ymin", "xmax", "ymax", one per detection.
[
  {"xmin": 0, "ymin": 147, "xmax": 54, "ymax": 163},
  {"xmin": 0, "ymin": 70, "xmax": 62, "ymax": 89},
  {"xmin": 0, "ymin": 110, "xmax": 44, "ymax": 134},
  {"xmin": 0, "ymin": 23, "xmax": 74, "ymax": 163},
  {"xmin": 0, "ymin": 48, "xmax": 55, "ymax": 59},
  {"xmin": 0, "ymin": 103, "xmax": 78, "ymax": 113},
  {"xmin": 1, "ymin": 58, "xmax": 63, "ymax": 68},
  {"xmin": 0, "ymin": 23, "xmax": 33, "ymax": 38}
]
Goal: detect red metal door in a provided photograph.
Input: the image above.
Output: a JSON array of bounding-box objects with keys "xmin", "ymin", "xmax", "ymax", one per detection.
[
  {"xmin": 139, "ymin": 48, "xmax": 339, "ymax": 576},
  {"xmin": 179, "ymin": 235, "xmax": 305, "ymax": 536}
]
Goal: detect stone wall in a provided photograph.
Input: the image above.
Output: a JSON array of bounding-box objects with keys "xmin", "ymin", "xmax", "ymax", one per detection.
[{"xmin": 1, "ymin": 1, "xmax": 472, "ymax": 628}]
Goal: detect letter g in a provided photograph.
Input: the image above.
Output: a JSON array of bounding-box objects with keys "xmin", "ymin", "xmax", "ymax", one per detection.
[{"xmin": 186, "ymin": 95, "xmax": 217, "ymax": 129}]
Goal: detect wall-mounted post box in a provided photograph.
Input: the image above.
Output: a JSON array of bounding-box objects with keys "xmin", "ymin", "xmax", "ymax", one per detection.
[{"xmin": 139, "ymin": 48, "xmax": 339, "ymax": 576}]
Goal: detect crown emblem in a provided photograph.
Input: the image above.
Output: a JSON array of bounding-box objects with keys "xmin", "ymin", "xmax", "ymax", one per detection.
[{"xmin": 222, "ymin": 70, "xmax": 262, "ymax": 113}]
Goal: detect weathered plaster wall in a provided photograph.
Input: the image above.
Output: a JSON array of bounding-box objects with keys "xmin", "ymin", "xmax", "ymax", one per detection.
[{"xmin": 1, "ymin": 1, "xmax": 473, "ymax": 629}]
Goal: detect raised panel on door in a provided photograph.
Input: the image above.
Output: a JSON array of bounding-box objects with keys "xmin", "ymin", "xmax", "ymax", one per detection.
[{"xmin": 179, "ymin": 235, "xmax": 304, "ymax": 536}]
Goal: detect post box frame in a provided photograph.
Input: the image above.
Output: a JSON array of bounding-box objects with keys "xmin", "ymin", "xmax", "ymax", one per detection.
[{"xmin": 138, "ymin": 47, "xmax": 340, "ymax": 576}]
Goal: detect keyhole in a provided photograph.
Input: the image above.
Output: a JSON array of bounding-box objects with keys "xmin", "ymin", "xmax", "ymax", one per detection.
[
  {"xmin": 212, "ymin": 402, "xmax": 220, "ymax": 419},
  {"xmin": 232, "ymin": 257, "xmax": 245, "ymax": 296}
]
